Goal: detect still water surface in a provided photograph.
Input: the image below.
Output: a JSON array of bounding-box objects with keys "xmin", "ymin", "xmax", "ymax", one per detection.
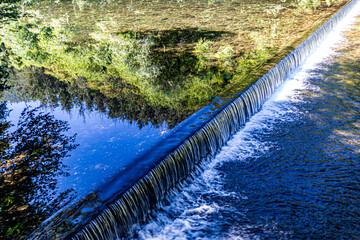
[
  {"xmin": 132, "ymin": 14, "xmax": 360, "ymax": 240},
  {"xmin": 6, "ymin": 101, "xmax": 170, "ymax": 196},
  {"xmin": 0, "ymin": 0, "xmax": 357, "ymax": 238}
]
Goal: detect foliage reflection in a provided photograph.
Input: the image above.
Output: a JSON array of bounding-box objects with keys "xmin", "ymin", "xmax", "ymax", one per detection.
[
  {"xmin": 0, "ymin": 106, "xmax": 78, "ymax": 239},
  {"xmin": 1, "ymin": 18, "xmax": 235, "ymax": 109},
  {"xmin": 8, "ymin": 67, "xmax": 194, "ymax": 128}
]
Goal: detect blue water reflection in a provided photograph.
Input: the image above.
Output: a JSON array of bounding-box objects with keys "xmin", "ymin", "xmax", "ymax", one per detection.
[
  {"xmin": 131, "ymin": 15, "xmax": 360, "ymax": 240},
  {"xmin": 6, "ymin": 101, "xmax": 170, "ymax": 198}
]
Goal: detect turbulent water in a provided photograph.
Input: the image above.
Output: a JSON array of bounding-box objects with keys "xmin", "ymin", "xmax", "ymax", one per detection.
[
  {"xmin": 2, "ymin": 0, "xmax": 359, "ymax": 238},
  {"xmin": 129, "ymin": 13, "xmax": 360, "ymax": 240}
]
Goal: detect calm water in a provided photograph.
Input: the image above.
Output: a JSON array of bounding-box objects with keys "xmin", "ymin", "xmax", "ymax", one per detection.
[
  {"xmin": 5, "ymin": 101, "xmax": 171, "ymax": 196},
  {"xmin": 0, "ymin": 0, "xmax": 356, "ymax": 238},
  {"xmin": 132, "ymin": 15, "xmax": 360, "ymax": 240},
  {"xmin": 0, "ymin": 95, "xmax": 173, "ymax": 237}
]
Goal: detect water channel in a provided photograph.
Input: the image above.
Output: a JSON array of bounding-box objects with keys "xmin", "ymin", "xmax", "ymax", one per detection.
[
  {"xmin": 131, "ymin": 11, "xmax": 360, "ymax": 240},
  {"xmin": 1, "ymin": 0, "xmax": 359, "ymax": 239}
]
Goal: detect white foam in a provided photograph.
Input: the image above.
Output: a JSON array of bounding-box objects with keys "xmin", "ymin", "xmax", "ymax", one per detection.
[
  {"xmin": 274, "ymin": 1, "xmax": 360, "ymax": 102},
  {"xmin": 133, "ymin": 3, "xmax": 360, "ymax": 239}
]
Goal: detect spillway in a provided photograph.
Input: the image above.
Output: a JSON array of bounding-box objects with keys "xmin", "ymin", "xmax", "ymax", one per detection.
[
  {"xmin": 132, "ymin": 4, "xmax": 360, "ymax": 239},
  {"xmin": 21, "ymin": 0, "xmax": 360, "ymax": 239}
]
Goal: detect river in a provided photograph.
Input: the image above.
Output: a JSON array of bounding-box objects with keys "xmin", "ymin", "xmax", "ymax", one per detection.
[{"xmin": 131, "ymin": 12, "xmax": 360, "ymax": 240}]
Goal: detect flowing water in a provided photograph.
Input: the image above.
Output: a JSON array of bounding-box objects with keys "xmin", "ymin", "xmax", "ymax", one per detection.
[
  {"xmin": 1, "ymin": 0, "xmax": 358, "ymax": 239},
  {"xmin": 130, "ymin": 10, "xmax": 360, "ymax": 240}
]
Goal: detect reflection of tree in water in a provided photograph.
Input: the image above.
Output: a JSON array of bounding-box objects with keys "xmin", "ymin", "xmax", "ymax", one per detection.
[
  {"xmin": 1, "ymin": 18, "xmax": 235, "ymax": 111},
  {"xmin": 1, "ymin": 2, "xmax": 77, "ymax": 239},
  {"xmin": 0, "ymin": 103, "xmax": 10, "ymax": 159},
  {"xmin": 0, "ymin": 43, "xmax": 11, "ymax": 92},
  {"xmin": 0, "ymin": 107, "xmax": 78, "ymax": 239},
  {"xmin": 12, "ymin": 67, "xmax": 193, "ymax": 128}
]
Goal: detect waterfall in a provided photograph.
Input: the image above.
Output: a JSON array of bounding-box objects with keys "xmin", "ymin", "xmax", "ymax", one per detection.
[{"xmin": 66, "ymin": 1, "xmax": 358, "ymax": 239}]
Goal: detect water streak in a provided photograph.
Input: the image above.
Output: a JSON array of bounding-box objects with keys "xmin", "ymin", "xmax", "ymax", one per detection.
[{"xmin": 69, "ymin": 1, "xmax": 360, "ymax": 239}]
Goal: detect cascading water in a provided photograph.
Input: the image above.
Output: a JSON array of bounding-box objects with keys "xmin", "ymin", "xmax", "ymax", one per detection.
[
  {"xmin": 64, "ymin": 0, "xmax": 360, "ymax": 239},
  {"xmin": 132, "ymin": 6, "xmax": 360, "ymax": 239}
]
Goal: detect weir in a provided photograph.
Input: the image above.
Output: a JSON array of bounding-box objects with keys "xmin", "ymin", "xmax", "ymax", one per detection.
[{"xmin": 33, "ymin": 1, "xmax": 359, "ymax": 239}]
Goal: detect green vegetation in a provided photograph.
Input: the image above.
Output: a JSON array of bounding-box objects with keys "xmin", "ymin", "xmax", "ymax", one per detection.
[
  {"xmin": 0, "ymin": 106, "xmax": 78, "ymax": 239},
  {"xmin": 296, "ymin": 0, "xmax": 339, "ymax": 9},
  {"xmin": 0, "ymin": 0, "xmax": 350, "ymax": 238},
  {"xmin": 7, "ymin": 67, "xmax": 193, "ymax": 128},
  {"xmin": 1, "ymin": 17, "xmax": 236, "ymax": 109},
  {"xmin": 1, "ymin": 2, "xmax": 77, "ymax": 239},
  {"xmin": 0, "ymin": 0, "xmax": 22, "ymax": 24},
  {"xmin": 1, "ymin": 0, "xmax": 349, "ymax": 111}
]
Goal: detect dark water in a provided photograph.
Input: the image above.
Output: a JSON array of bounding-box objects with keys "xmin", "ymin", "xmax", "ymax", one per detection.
[
  {"xmin": 0, "ymin": 0, "xmax": 358, "ymax": 238},
  {"xmin": 5, "ymin": 101, "xmax": 171, "ymax": 196},
  {"xmin": 132, "ymin": 16, "xmax": 360, "ymax": 240},
  {"xmin": 0, "ymin": 0, "xmax": 241, "ymax": 237},
  {"xmin": 0, "ymin": 56, "xmax": 227, "ymax": 238},
  {"xmin": 0, "ymin": 97, "xmax": 172, "ymax": 238},
  {"xmin": 1, "ymin": 65, "xmax": 227, "ymax": 237}
]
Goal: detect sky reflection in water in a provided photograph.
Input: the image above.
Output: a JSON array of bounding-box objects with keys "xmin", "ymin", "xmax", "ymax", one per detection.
[
  {"xmin": 6, "ymin": 101, "xmax": 170, "ymax": 197},
  {"xmin": 131, "ymin": 14, "xmax": 360, "ymax": 240}
]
